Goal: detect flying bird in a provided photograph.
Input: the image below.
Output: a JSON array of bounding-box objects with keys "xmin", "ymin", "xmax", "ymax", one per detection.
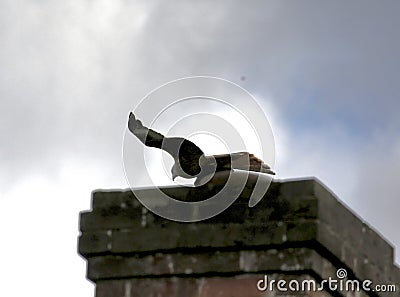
[{"xmin": 127, "ymin": 112, "xmax": 274, "ymax": 185}]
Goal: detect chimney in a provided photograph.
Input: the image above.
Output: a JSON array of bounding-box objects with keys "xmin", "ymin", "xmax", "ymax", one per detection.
[{"xmin": 78, "ymin": 178, "xmax": 399, "ymax": 296}]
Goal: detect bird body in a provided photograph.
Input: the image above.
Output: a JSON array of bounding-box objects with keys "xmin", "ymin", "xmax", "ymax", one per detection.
[{"xmin": 127, "ymin": 112, "xmax": 274, "ymax": 185}]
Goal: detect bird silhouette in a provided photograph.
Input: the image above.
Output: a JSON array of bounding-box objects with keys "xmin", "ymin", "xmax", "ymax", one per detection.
[{"xmin": 127, "ymin": 112, "xmax": 274, "ymax": 185}]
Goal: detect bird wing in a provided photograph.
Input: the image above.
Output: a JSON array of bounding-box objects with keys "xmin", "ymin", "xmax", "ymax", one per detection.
[
  {"xmin": 128, "ymin": 112, "xmax": 165, "ymax": 149},
  {"xmin": 128, "ymin": 113, "xmax": 204, "ymax": 175},
  {"xmin": 213, "ymin": 152, "xmax": 275, "ymax": 175}
]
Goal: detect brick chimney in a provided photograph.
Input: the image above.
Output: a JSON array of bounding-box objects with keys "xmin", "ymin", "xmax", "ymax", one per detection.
[{"xmin": 78, "ymin": 178, "xmax": 399, "ymax": 296}]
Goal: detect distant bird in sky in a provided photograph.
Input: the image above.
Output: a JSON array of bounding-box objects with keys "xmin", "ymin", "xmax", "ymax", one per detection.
[{"xmin": 127, "ymin": 112, "xmax": 274, "ymax": 185}]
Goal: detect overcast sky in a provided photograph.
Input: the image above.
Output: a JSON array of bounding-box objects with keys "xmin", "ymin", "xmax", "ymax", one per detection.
[{"xmin": 1, "ymin": 1, "xmax": 399, "ymax": 296}]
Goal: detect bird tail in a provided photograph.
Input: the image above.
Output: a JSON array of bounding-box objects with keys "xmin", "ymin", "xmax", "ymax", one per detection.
[{"xmin": 260, "ymin": 164, "xmax": 275, "ymax": 175}]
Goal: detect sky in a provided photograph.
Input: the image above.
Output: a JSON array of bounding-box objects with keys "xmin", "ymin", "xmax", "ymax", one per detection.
[{"xmin": 1, "ymin": 1, "xmax": 400, "ymax": 296}]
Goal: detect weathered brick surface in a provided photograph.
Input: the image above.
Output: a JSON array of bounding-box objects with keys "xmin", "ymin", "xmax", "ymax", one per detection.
[
  {"xmin": 87, "ymin": 248, "xmax": 318, "ymax": 280},
  {"xmin": 95, "ymin": 274, "xmax": 379, "ymax": 297},
  {"xmin": 78, "ymin": 178, "xmax": 400, "ymax": 297},
  {"xmin": 96, "ymin": 274, "xmax": 340, "ymax": 297}
]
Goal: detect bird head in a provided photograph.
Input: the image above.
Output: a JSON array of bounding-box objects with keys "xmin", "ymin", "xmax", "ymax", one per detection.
[
  {"xmin": 171, "ymin": 161, "xmax": 195, "ymax": 181},
  {"xmin": 171, "ymin": 163, "xmax": 179, "ymax": 181}
]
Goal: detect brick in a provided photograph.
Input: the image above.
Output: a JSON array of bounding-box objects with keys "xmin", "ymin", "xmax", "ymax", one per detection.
[
  {"xmin": 87, "ymin": 248, "xmax": 319, "ymax": 281},
  {"xmin": 79, "ymin": 231, "xmax": 110, "ymax": 256}
]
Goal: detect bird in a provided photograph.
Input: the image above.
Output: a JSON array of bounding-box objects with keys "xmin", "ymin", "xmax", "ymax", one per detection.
[{"xmin": 127, "ymin": 112, "xmax": 274, "ymax": 185}]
